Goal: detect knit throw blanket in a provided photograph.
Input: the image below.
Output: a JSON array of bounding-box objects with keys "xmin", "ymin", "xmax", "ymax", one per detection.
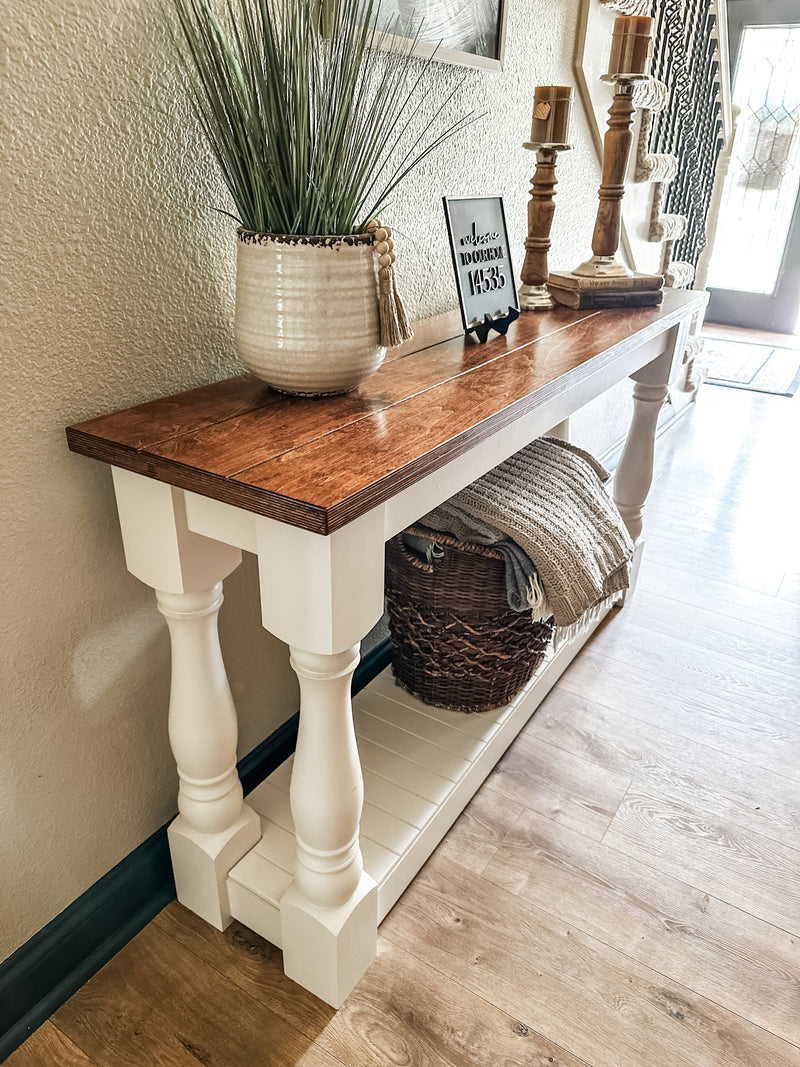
[{"xmin": 419, "ymin": 437, "xmax": 634, "ymax": 627}]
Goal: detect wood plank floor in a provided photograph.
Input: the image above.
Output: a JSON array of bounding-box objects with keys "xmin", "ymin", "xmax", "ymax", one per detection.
[{"xmin": 9, "ymin": 374, "xmax": 800, "ymax": 1066}]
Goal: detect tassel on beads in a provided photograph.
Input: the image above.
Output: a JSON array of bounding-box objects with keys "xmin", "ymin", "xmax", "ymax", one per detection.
[{"xmin": 368, "ymin": 218, "xmax": 414, "ymax": 347}]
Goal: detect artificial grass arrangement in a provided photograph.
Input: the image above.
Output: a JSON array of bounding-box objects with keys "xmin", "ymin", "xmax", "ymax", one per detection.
[{"xmin": 170, "ymin": 0, "xmax": 475, "ymax": 237}]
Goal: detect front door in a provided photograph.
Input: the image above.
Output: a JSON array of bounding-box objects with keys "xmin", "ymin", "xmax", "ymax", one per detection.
[{"xmin": 706, "ymin": 0, "xmax": 800, "ymax": 334}]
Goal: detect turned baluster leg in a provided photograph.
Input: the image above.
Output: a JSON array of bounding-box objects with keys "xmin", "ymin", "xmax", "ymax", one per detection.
[
  {"xmin": 279, "ymin": 641, "xmax": 376, "ymax": 1008},
  {"xmin": 255, "ymin": 510, "xmax": 385, "ymax": 1007},
  {"xmin": 614, "ymin": 379, "xmax": 667, "ymax": 542},
  {"xmin": 287, "ymin": 645, "xmax": 364, "ymax": 907},
  {"xmin": 614, "ymin": 324, "xmax": 688, "ymax": 595},
  {"xmin": 157, "ymin": 584, "xmax": 245, "ymax": 836},
  {"xmin": 111, "ymin": 467, "xmax": 260, "ymax": 928}
]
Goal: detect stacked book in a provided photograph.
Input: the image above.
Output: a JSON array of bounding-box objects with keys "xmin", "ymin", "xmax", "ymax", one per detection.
[{"xmin": 548, "ymin": 270, "xmax": 664, "ymax": 309}]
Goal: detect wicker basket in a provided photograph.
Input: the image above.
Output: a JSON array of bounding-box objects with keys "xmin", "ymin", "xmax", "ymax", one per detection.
[{"xmin": 385, "ymin": 527, "xmax": 554, "ymax": 713}]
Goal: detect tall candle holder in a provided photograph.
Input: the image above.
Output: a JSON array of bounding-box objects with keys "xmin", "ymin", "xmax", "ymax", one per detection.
[
  {"xmin": 574, "ymin": 16, "xmax": 655, "ymax": 280},
  {"xmin": 519, "ymin": 86, "xmax": 573, "ymax": 312},
  {"xmin": 551, "ymin": 17, "xmax": 663, "ymax": 308},
  {"xmin": 519, "ymin": 144, "xmax": 571, "ymax": 310}
]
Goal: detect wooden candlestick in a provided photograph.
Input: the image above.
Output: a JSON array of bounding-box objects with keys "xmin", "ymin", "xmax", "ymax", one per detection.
[
  {"xmin": 574, "ymin": 81, "xmax": 637, "ymax": 277},
  {"xmin": 519, "ymin": 145, "xmax": 570, "ymax": 311},
  {"xmin": 520, "ymin": 87, "xmax": 573, "ymax": 311},
  {"xmin": 573, "ymin": 16, "xmax": 653, "ymax": 279}
]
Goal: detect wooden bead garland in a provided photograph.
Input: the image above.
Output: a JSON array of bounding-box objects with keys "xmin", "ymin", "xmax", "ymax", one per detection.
[{"xmin": 368, "ymin": 218, "xmax": 413, "ymax": 347}]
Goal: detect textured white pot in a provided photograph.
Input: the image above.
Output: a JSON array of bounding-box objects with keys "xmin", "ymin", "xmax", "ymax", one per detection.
[{"xmin": 234, "ymin": 230, "xmax": 387, "ymax": 396}]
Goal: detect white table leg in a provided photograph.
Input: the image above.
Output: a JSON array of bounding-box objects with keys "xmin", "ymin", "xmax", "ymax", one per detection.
[
  {"xmin": 614, "ymin": 377, "xmax": 667, "ymax": 543},
  {"xmin": 255, "ymin": 509, "xmax": 385, "ymax": 1007},
  {"xmin": 157, "ymin": 584, "xmax": 246, "ymax": 836},
  {"xmin": 614, "ymin": 321, "xmax": 689, "ymax": 596},
  {"xmin": 287, "ymin": 645, "xmax": 365, "ymax": 907},
  {"xmin": 111, "ymin": 468, "xmax": 260, "ymax": 929},
  {"xmin": 280, "ymin": 643, "xmax": 377, "ymax": 1007}
]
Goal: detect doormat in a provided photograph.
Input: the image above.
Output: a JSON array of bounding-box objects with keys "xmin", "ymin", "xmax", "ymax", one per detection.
[{"xmin": 701, "ymin": 337, "xmax": 800, "ymax": 397}]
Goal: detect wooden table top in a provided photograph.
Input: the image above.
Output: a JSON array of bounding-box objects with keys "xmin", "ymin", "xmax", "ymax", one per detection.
[{"xmin": 67, "ymin": 288, "xmax": 706, "ymax": 535}]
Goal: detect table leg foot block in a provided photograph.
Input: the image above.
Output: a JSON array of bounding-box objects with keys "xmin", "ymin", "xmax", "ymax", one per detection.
[
  {"xmin": 168, "ymin": 804, "xmax": 262, "ymax": 929},
  {"xmin": 280, "ymin": 871, "xmax": 378, "ymax": 1008}
]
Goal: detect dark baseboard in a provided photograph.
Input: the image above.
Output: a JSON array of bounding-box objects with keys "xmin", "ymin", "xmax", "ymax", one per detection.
[
  {"xmin": 0, "ymin": 830, "xmax": 176, "ymax": 1063},
  {"xmin": 0, "ymin": 639, "xmax": 392, "ymax": 1062}
]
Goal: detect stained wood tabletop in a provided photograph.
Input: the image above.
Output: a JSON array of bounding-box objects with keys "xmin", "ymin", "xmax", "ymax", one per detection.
[{"xmin": 66, "ymin": 289, "xmax": 705, "ymax": 534}]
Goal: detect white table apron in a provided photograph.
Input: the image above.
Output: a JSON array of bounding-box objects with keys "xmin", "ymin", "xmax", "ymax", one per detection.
[{"xmin": 107, "ymin": 317, "xmax": 690, "ymax": 1007}]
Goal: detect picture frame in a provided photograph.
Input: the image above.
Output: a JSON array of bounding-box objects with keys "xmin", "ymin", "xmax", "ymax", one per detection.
[
  {"xmin": 373, "ymin": 0, "xmax": 508, "ymax": 72},
  {"xmin": 442, "ymin": 195, "xmax": 519, "ymax": 336}
]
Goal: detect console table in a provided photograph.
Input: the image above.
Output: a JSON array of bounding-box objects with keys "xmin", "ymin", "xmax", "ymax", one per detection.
[{"xmin": 67, "ymin": 287, "xmax": 705, "ymax": 1007}]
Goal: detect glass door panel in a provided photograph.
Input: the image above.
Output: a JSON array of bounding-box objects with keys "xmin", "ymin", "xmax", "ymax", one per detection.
[
  {"xmin": 706, "ymin": 1, "xmax": 800, "ymax": 334},
  {"xmin": 708, "ymin": 27, "xmax": 800, "ymax": 294}
]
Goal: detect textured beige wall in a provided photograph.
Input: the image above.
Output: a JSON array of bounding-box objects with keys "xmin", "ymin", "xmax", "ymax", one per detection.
[{"xmin": 1, "ymin": 0, "xmax": 603, "ymax": 961}]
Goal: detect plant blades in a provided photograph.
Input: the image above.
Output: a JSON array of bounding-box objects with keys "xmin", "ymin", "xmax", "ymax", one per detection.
[{"xmin": 169, "ymin": 0, "xmax": 473, "ymax": 235}]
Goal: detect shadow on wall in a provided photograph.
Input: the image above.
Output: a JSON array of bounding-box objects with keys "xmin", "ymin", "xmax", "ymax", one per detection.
[
  {"xmin": 2, "ymin": 472, "xmax": 296, "ymax": 960},
  {"xmin": 217, "ymin": 553, "xmax": 300, "ymax": 758}
]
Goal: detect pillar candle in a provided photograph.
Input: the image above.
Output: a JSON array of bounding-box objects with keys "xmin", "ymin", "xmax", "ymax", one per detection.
[
  {"xmin": 607, "ymin": 16, "xmax": 653, "ymax": 78},
  {"xmin": 529, "ymin": 85, "xmax": 573, "ymax": 145}
]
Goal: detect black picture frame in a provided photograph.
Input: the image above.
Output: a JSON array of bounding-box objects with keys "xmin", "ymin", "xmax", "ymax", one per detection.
[{"xmin": 442, "ymin": 195, "xmax": 519, "ymax": 339}]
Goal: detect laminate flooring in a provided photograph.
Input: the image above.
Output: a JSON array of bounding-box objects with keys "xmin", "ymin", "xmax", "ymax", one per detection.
[{"xmin": 8, "ymin": 373, "xmax": 800, "ymax": 1066}]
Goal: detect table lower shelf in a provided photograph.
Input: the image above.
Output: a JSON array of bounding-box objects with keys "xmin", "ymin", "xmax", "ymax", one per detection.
[{"xmin": 227, "ymin": 596, "xmax": 620, "ymax": 950}]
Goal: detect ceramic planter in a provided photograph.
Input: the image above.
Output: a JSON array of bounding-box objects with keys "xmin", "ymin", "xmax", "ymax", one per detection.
[{"xmin": 234, "ymin": 230, "xmax": 386, "ymax": 396}]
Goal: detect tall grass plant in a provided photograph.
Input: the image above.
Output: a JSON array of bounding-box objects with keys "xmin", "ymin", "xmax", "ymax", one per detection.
[{"xmin": 170, "ymin": 0, "xmax": 474, "ymax": 236}]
